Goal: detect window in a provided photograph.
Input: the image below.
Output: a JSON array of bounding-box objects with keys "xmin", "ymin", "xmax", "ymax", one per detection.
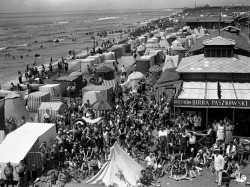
[
  {"xmin": 211, "ymin": 49, "xmax": 216, "ymax": 57},
  {"xmin": 217, "ymin": 49, "xmax": 221, "ymax": 57},
  {"xmin": 205, "ymin": 48, "xmax": 211, "ymax": 57},
  {"xmin": 222, "ymin": 49, "xmax": 227, "ymax": 57},
  {"xmin": 227, "ymin": 49, "xmax": 232, "ymax": 57}
]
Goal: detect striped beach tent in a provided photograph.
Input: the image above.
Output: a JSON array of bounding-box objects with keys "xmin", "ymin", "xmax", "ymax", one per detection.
[
  {"xmin": 0, "ymin": 123, "xmax": 56, "ymax": 180},
  {"xmin": 27, "ymin": 91, "xmax": 50, "ymax": 112},
  {"xmin": 39, "ymin": 84, "xmax": 61, "ymax": 100},
  {"xmin": 102, "ymin": 79, "xmax": 116, "ymax": 89},
  {"xmin": 38, "ymin": 102, "xmax": 67, "ymax": 122}
]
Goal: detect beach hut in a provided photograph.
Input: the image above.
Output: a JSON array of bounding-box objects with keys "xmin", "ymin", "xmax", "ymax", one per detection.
[
  {"xmin": 101, "ymin": 60, "xmax": 117, "ymax": 71},
  {"xmin": 171, "ymin": 40, "xmax": 182, "ymax": 48},
  {"xmin": 117, "ymin": 56, "xmax": 136, "ymax": 73},
  {"xmin": 138, "ymin": 36, "xmax": 146, "ymax": 44},
  {"xmin": 76, "ymin": 52, "xmax": 88, "ymax": 59},
  {"xmin": 170, "ymin": 47, "xmax": 185, "ymax": 65},
  {"xmin": 94, "ymin": 54, "xmax": 105, "ymax": 63},
  {"xmin": 159, "ymin": 39, "xmax": 170, "ymax": 49},
  {"xmin": 162, "ymin": 57, "xmax": 176, "ymax": 72},
  {"xmin": 80, "ymin": 59, "xmax": 95, "ymax": 74},
  {"xmin": 4, "ymin": 92, "xmax": 31, "ymax": 127},
  {"xmin": 110, "ymin": 45, "xmax": 123, "ymax": 59},
  {"xmin": 135, "ymin": 59, "xmax": 150, "ymax": 74},
  {"xmin": 27, "ymin": 91, "xmax": 50, "ymax": 112},
  {"xmin": 103, "ymin": 52, "xmax": 116, "ymax": 61},
  {"xmin": 82, "ymin": 91, "xmax": 104, "ymax": 104},
  {"xmin": 123, "ymin": 43, "xmax": 131, "ymax": 54},
  {"xmin": 38, "ymin": 102, "xmax": 67, "ymax": 122},
  {"xmin": 39, "ymin": 84, "xmax": 61, "ymax": 100},
  {"xmin": 87, "ymin": 55, "xmax": 102, "ymax": 64},
  {"xmin": 82, "ymin": 85, "xmax": 113, "ymax": 101},
  {"xmin": 95, "ymin": 66, "xmax": 115, "ymax": 81},
  {"xmin": 140, "ymin": 55, "xmax": 155, "ymax": 67},
  {"xmin": 0, "ymin": 122, "xmax": 56, "ymax": 180},
  {"xmin": 53, "ymin": 75, "xmax": 83, "ymax": 97},
  {"xmin": 177, "ymin": 38, "xmax": 189, "ymax": 48},
  {"xmin": 148, "ymin": 50, "xmax": 164, "ymax": 65}
]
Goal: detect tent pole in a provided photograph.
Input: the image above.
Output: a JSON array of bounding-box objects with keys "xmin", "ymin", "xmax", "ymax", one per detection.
[{"xmin": 206, "ymin": 108, "xmax": 208, "ymax": 148}]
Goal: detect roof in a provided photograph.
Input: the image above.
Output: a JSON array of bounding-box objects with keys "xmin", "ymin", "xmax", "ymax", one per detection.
[
  {"xmin": 189, "ymin": 30, "xmax": 250, "ymax": 52},
  {"xmin": 221, "ymin": 25, "xmax": 241, "ymax": 31},
  {"xmin": 96, "ymin": 66, "xmax": 114, "ymax": 73},
  {"xmin": 155, "ymin": 67, "xmax": 180, "ymax": 85},
  {"xmin": 38, "ymin": 102, "xmax": 64, "ymax": 110},
  {"xmin": 186, "ymin": 16, "xmax": 234, "ymax": 23},
  {"xmin": 39, "ymin": 84, "xmax": 60, "ymax": 88},
  {"xmin": 54, "ymin": 76, "xmax": 79, "ymax": 82},
  {"xmin": 177, "ymin": 81, "xmax": 250, "ymax": 100},
  {"xmin": 203, "ymin": 36, "xmax": 236, "ymax": 45},
  {"xmin": 176, "ymin": 54, "xmax": 250, "ymax": 73},
  {"xmin": 29, "ymin": 91, "xmax": 50, "ymax": 97},
  {"xmin": 0, "ymin": 122, "xmax": 55, "ymax": 164}
]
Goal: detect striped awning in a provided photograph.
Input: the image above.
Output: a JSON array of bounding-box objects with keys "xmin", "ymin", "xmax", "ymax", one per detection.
[
  {"xmin": 39, "ymin": 84, "xmax": 61, "ymax": 100},
  {"xmin": 38, "ymin": 102, "xmax": 67, "ymax": 122},
  {"xmin": 102, "ymin": 79, "xmax": 116, "ymax": 89},
  {"xmin": 27, "ymin": 92, "xmax": 50, "ymax": 112}
]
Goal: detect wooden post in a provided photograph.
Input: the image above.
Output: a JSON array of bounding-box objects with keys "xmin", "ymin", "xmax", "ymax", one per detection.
[
  {"xmin": 174, "ymin": 106, "xmax": 176, "ymax": 123},
  {"xmin": 206, "ymin": 108, "xmax": 208, "ymax": 148},
  {"xmin": 233, "ymin": 108, "xmax": 235, "ymax": 125}
]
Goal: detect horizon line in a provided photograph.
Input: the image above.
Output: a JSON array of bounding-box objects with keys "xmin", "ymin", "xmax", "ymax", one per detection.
[{"xmin": 0, "ymin": 7, "xmax": 183, "ymax": 14}]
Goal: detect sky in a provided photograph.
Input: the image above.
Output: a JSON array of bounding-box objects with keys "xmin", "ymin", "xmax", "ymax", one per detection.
[{"xmin": 0, "ymin": 0, "xmax": 249, "ymax": 13}]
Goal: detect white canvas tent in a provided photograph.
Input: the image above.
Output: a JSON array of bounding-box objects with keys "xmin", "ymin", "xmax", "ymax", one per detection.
[
  {"xmin": 86, "ymin": 142, "xmax": 143, "ymax": 187},
  {"xmin": 0, "ymin": 122, "xmax": 56, "ymax": 180}
]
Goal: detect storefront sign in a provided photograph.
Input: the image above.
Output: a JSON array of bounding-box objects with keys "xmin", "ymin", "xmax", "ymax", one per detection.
[{"xmin": 174, "ymin": 99, "xmax": 250, "ymax": 108}]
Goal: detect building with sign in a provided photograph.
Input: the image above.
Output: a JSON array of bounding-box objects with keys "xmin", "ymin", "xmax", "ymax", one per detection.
[{"xmin": 174, "ymin": 36, "xmax": 250, "ymax": 136}]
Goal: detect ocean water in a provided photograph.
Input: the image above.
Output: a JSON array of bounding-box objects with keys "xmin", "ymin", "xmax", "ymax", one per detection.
[{"xmin": 0, "ymin": 9, "xmax": 175, "ymax": 85}]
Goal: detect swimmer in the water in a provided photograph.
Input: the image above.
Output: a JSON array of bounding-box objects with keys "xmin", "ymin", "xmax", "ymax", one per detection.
[{"xmin": 13, "ymin": 56, "xmax": 15, "ymax": 60}]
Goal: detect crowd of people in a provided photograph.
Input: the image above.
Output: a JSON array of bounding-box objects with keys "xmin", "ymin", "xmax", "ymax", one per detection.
[{"xmin": 4, "ymin": 77, "xmax": 250, "ymax": 187}]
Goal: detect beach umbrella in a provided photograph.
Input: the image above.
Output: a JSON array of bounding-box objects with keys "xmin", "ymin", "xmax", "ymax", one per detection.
[{"xmin": 91, "ymin": 100, "xmax": 115, "ymax": 111}]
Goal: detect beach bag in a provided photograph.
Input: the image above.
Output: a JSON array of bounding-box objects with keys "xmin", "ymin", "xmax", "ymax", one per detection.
[{"xmin": 222, "ymin": 172, "xmax": 231, "ymax": 183}]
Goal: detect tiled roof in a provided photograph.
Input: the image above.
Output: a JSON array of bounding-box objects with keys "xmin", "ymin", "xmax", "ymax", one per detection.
[
  {"xmin": 202, "ymin": 36, "xmax": 236, "ymax": 45},
  {"xmin": 186, "ymin": 16, "xmax": 234, "ymax": 23},
  {"xmin": 155, "ymin": 67, "xmax": 180, "ymax": 85},
  {"xmin": 176, "ymin": 54, "xmax": 250, "ymax": 73},
  {"xmin": 189, "ymin": 30, "xmax": 250, "ymax": 52}
]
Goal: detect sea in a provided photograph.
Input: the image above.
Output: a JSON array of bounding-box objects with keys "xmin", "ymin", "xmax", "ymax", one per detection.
[{"xmin": 0, "ymin": 9, "xmax": 177, "ymax": 85}]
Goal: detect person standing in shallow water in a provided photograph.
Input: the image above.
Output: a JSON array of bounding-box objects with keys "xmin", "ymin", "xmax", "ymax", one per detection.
[{"xmin": 18, "ymin": 71, "xmax": 22, "ymax": 84}]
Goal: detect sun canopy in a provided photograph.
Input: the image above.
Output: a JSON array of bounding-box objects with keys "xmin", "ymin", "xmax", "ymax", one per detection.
[{"xmin": 82, "ymin": 116, "xmax": 102, "ymax": 124}]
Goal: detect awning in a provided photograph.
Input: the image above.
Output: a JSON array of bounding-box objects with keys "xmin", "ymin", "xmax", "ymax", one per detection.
[{"xmin": 175, "ymin": 81, "xmax": 250, "ymax": 109}]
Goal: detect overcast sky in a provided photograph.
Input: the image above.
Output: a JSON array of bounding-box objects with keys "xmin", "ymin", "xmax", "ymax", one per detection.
[{"xmin": 0, "ymin": 0, "xmax": 249, "ymax": 13}]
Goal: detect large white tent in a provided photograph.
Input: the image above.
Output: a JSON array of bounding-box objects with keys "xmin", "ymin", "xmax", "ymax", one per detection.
[
  {"xmin": 86, "ymin": 142, "xmax": 143, "ymax": 187},
  {"xmin": 0, "ymin": 122, "xmax": 56, "ymax": 180}
]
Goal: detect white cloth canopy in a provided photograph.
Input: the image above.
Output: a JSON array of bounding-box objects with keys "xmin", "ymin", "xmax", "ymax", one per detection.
[
  {"xmin": 86, "ymin": 142, "xmax": 143, "ymax": 187},
  {"xmin": 82, "ymin": 116, "xmax": 102, "ymax": 124}
]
